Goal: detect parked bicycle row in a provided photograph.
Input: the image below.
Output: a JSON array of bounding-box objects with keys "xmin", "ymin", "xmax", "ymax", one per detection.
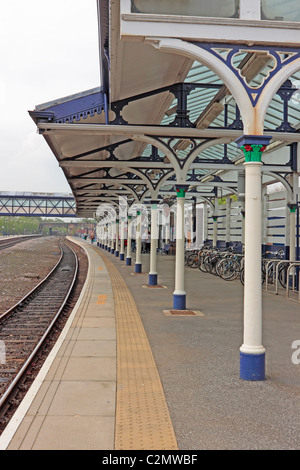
[
  {"xmin": 185, "ymin": 243, "xmax": 244, "ymax": 282},
  {"xmin": 185, "ymin": 244, "xmax": 297, "ymax": 289}
]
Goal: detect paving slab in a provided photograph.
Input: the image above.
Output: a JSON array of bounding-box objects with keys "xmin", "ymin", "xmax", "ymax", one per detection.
[
  {"xmin": 103, "ymin": 247, "xmax": 300, "ymax": 450},
  {"xmin": 1, "ymin": 239, "xmax": 299, "ymax": 450}
]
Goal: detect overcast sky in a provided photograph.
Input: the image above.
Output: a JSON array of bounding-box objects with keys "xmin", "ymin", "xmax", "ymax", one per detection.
[{"xmin": 0, "ymin": 0, "xmax": 100, "ymax": 195}]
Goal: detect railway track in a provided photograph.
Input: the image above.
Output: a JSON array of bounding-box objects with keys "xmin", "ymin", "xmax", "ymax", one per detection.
[
  {"xmin": 0, "ymin": 235, "xmax": 42, "ymax": 252},
  {"xmin": 0, "ymin": 238, "xmax": 78, "ymax": 423}
]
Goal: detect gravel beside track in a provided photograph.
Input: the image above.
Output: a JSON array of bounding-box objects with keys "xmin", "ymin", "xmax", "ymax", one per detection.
[{"xmin": 0, "ymin": 237, "xmax": 62, "ymax": 314}]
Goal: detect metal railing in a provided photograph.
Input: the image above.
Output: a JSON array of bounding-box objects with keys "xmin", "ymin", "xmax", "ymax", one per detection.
[
  {"xmin": 286, "ymin": 263, "xmax": 300, "ymax": 302},
  {"xmin": 264, "ymin": 258, "xmax": 300, "ymax": 300}
]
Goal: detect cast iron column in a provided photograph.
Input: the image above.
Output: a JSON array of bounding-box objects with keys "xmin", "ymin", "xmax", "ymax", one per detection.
[
  {"xmin": 173, "ymin": 185, "xmax": 189, "ymax": 309},
  {"xmin": 236, "ymin": 135, "xmax": 272, "ymax": 381},
  {"xmin": 149, "ymin": 200, "xmax": 159, "ymax": 285}
]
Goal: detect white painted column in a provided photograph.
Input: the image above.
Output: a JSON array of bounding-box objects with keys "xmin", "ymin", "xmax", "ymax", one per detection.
[
  {"xmin": 203, "ymin": 202, "xmax": 208, "ymax": 242},
  {"xmin": 238, "ymin": 171, "xmax": 246, "ymax": 247},
  {"xmin": 288, "ymin": 172, "xmax": 298, "ymax": 262},
  {"xmin": 126, "ymin": 215, "xmax": 132, "ymax": 266},
  {"xmin": 242, "ymin": 162, "xmax": 264, "ymax": 354},
  {"xmin": 113, "ymin": 222, "xmax": 116, "ymax": 253},
  {"xmin": 241, "ymin": 207, "xmax": 245, "ymax": 245},
  {"xmin": 289, "ymin": 208, "xmax": 296, "ymax": 262},
  {"xmin": 135, "ymin": 211, "xmax": 142, "ymax": 273},
  {"xmin": 109, "ymin": 222, "xmax": 113, "ymax": 253},
  {"xmin": 115, "ymin": 218, "xmax": 119, "ymax": 256},
  {"xmin": 98, "ymin": 223, "xmax": 101, "ymax": 247},
  {"xmin": 111, "ymin": 222, "xmax": 114, "ymax": 252},
  {"xmin": 288, "ymin": 205, "xmax": 297, "ymax": 288},
  {"xmin": 120, "ymin": 217, "xmax": 125, "ymax": 261},
  {"xmin": 262, "ymin": 188, "xmax": 268, "ymax": 248},
  {"xmin": 225, "ymin": 196, "xmax": 231, "ymax": 246},
  {"xmin": 213, "ymin": 216, "xmax": 218, "ymax": 248},
  {"xmin": 111, "ymin": 219, "xmax": 116, "ymax": 253},
  {"xmin": 213, "ymin": 196, "xmax": 218, "ymax": 248},
  {"xmin": 105, "ymin": 223, "xmax": 109, "ymax": 250},
  {"xmin": 173, "ymin": 185, "xmax": 188, "ymax": 309},
  {"xmin": 236, "ymin": 135, "xmax": 271, "ymax": 381},
  {"xmin": 149, "ymin": 201, "xmax": 159, "ymax": 285},
  {"xmin": 100, "ymin": 224, "xmax": 104, "ymax": 247},
  {"xmin": 165, "ymin": 222, "xmax": 170, "ymax": 244}
]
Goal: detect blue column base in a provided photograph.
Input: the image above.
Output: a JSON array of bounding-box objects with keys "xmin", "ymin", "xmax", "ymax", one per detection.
[
  {"xmin": 115, "ymin": 250, "xmax": 119, "ymax": 257},
  {"xmin": 120, "ymin": 253, "xmax": 124, "ymax": 261},
  {"xmin": 240, "ymin": 352, "xmax": 265, "ymax": 381},
  {"xmin": 111, "ymin": 248, "xmax": 115, "ymax": 254},
  {"xmin": 135, "ymin": 263, "xmax": 142, "ymax": 273},
  {"xmin": 108, "ymin": 247, "xmax": 111, "ymax": 252},
  {"xmin": 105, "ymin": 245, "xmax": 108, "ymax": 250},
  {"xmin": 173, "ymin": 293, "xmax": 186, "ymax": 310},
  {"xmin": 126, "ymin": 257, "xmax": 132, "ymax": 266},
  {"xmin": 148, "ymin": 273, "xmax": 157, "ymax": 285}
]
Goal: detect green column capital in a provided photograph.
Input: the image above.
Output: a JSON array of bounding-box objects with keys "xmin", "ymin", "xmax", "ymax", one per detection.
[
  {"xmin": 175, "ymin": 184, "xmax": 189, "ymax": 198},
  {"xmin": 235, "ymin": 135, "xmax": 272, "ymax": 163},
  {"xmin": 241, "ymin": 144, "xmax": 266, "ymax": 163},
  {"xmin": 288, "ymin": 203, "xmax": 297, "ymax": 213},
  {"xmin": 150, "ymin": 200, "xmax": 160, "ymax": 208}
]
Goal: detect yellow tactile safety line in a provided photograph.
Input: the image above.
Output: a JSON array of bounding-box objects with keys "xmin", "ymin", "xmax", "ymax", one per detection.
[{"xmin": 93, "ymin": 248, "xmax": 178, "ymax": 450}]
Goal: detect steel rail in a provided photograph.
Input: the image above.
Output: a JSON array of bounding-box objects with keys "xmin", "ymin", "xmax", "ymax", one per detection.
[
  {"xmin": 0, "ymin": 243, "xmax": 64, "ymax": 321},
  {"xmin": 0, "ymin": 235, "xmax": 42, "ymax": 252},
  {"xmin": 0, "ymin": 240, "xmax": 78, "ymax": 411}
]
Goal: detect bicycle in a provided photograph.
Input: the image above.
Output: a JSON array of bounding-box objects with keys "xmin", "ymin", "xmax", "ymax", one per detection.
[
  {"xmin": 185, "ymin": 249, "xmax": 198, "ymax": 267},
  {"xmin": 186, "ymin": 244, "xmax": 211, "ymax": 269},
  {"xmin": 240, "ymin": 249, "xmax": 284, "ymax": 285},
  {"xmin": 217, "ymin": 252, "xmax": 244, "ymax": 281}
]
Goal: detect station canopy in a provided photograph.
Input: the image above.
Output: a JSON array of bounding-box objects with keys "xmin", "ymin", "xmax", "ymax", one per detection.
[{"xmin": 29, "ymin": 1, "xmax": 300, "ymax": 217}]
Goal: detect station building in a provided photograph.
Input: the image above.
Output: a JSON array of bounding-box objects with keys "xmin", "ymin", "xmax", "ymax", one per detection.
[{"xmin": 29, "ymin": 0, "xmax": 300, "ymax": 382}]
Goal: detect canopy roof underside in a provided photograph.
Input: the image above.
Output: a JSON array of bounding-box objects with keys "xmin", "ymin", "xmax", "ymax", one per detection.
[{"xmin": 29, "ymin": 8, "xmax": 300, "ymax": 217}]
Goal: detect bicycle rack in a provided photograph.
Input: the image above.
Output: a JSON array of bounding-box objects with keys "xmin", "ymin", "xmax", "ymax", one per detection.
[
  {"xmin": 264, "ymin": 259, "xmax": 284, "ymax": 294},
  {"xmin": 264, "ymin": 259, "xmax": 300, "ymax": 295},
  {"xmin": 276, "ymin": 260, "xmax": 300, "ymax": 296},
  {"xmin": 286, "ymin": 263, "xmax": 300, "ymax": 302}
]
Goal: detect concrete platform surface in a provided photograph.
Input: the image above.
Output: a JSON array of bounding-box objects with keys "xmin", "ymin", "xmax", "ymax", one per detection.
[{"xmin": 0, "ymin": 238, "xmax": 299, "ymax": 450}]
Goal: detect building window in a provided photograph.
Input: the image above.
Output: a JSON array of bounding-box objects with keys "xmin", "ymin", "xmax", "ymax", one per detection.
[
  {"xmin": 131, "ymin": 0, "xmax": 239, "ymax": 19},
  {"xmin": 261, "ymin": 0, "xmax": 300, "ymax": 22}
]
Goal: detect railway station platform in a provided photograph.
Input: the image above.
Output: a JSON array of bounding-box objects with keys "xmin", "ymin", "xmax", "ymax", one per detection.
[{"xmin": 0, "ymin": 236, "xmax": 299, "ymax": 450}]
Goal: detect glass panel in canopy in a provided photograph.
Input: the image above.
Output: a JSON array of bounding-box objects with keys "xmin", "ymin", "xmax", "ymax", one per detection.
[
  {"xmin": 131, "ymin": 0, "xmax": 239, "ymax": 18},
  {"xmin": 261, "ymin": 0, "xmax": 300, "ymax": 21}
]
